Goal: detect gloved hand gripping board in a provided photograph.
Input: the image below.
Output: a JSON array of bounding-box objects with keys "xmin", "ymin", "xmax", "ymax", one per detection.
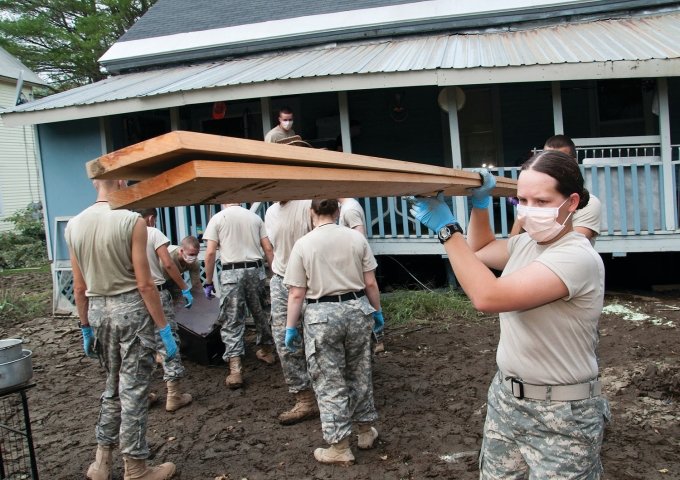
[{"xmin": 85, "ymin": 131, "xmax": 517, "ymax": 209}]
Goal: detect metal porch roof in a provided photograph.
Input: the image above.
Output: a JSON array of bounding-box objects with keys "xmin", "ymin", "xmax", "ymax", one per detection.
[{"xmin": 3, "ymin": 12, "xmax": 680, "ymax": 126}]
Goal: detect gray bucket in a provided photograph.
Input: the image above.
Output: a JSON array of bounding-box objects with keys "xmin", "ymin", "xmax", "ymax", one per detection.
[
  {"xmin": 0, "ymin": 349, "xmax": 33, "ymax": 390},
  {"xmin": 0, "ymin": 339, "xmax": 24, "ymax": 364}
]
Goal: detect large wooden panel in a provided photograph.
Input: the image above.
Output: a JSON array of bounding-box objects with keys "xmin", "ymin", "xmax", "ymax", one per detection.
[
  {"xmin": 87, "ymin": 131, "xmax": 472, "ymax": 180},
  {"xmin": 87, "ymin": 131, "xmax": 515, "ymax": 191},
  {"xmin": 107, "ymin": 161, "xmax": 510, "ymax": 210}
]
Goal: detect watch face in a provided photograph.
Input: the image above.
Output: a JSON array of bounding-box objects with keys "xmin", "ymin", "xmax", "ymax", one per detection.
[{"xmin": 438, "ymin": 223, "xmax": 462, "ymax": 243}]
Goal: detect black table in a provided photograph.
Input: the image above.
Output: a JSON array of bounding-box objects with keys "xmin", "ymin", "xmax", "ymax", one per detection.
[{"xmin": 0, "ymin": 382, "xmax": 38, "ymax": 480}]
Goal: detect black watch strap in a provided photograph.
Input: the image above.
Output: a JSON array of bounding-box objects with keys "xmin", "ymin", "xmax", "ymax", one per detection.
[{"xmin": 438, "ymin": 223, "xmax": 464, "ymax": 244}]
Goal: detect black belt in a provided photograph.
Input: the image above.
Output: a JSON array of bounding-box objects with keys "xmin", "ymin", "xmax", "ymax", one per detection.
[
  {"xmin": 307, "ymin": 290, "xmax": 365, "ymax": 303},
  {"xmin": 157, "ymin": 283, "xmax": 170, "ymax": 291},
  {"xmin": 222, "ymin": 260, "xmax": 263, "ymax": 270}
]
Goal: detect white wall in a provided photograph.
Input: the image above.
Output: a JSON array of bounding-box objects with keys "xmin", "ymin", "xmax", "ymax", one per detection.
[{"xmin": 0, "ymin": 82, "xmax": 43, "ymax": 232}]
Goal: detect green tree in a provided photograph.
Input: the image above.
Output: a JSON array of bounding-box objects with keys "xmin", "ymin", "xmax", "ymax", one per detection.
[{"xmin": 0, "ymin": 0, "xmax": 156, "ymax": 91}]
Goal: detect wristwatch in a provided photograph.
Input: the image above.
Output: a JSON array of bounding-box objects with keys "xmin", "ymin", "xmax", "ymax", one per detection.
[{"xmin": 437, "ymin": 223, "xmax": 464, "ymax": 244}]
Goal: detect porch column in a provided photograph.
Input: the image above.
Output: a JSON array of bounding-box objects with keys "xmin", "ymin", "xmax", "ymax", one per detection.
[
  {"xmin": 551, "ymin": 81, "xmax": 564, "ymax": 135},
  {"xmin": 657, "ymin": 77, "xmax": 676, "ymax": 231},
  {"xmin": 169, "ymin": 107, "xmax": 189, "ymax": 241},
  {"xmin": 446, "ymin": 90, "xmax": 467, "ymax": 223},
  {"xmin": 261, "ymin": 98, "xmax": 272, "ymax": 135},
  {"xmin": 338, "ymin": 91, "xmax": 352, "ymax": 153}
]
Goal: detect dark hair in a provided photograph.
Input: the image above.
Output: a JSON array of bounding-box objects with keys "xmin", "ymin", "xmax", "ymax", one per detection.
[
  {"xmin": 521, "ymin": 150, "xmax": 590, "ymax": 209},
  {"xmin": 278, "ymin": 106, "xmax": 293, "ymax": 117},
  {"xmin": 544, "ymin": 134, "xmax": 576, "ymax": 159},
  {"xmin": 137, "ymin": 208, "xmax": 158, "ymax": 219},
  {"xmin": 311, "ymin": 199, "xmax": 339, "ymax": 216}
]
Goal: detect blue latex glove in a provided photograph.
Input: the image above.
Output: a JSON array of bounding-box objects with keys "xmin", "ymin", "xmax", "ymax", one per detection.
[
  {"xmin": 408, "ymin": 192, "xmax": 456, "ymax": 232},
  {"xmin": 372, "ymin": 310, "xmax": 385, "ymax": 333},
  {"xmin": 285, "ymin": 326, "xmax": 300, "ymax": 353},
  {"xmin": 81, "ymin": 326, "xmax": 97, "ymax": 358},
  {"xmin": 203, "ymin": 283, "xmax": 216, "ymax": 299},
  {"xmin": 181, "ymin": 288, "xmax": 193, "ymax": 308},
  {"xmin": 469, "ymin": 168, "xmax": 496, "ymax": 209},
  {"xmin": 158, "ymin": 324, "xmax": 178, "ymax": 360}
]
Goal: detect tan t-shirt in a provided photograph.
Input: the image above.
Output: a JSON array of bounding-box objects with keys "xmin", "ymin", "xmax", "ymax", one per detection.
[
  {"xmin": 202, "ymin": 206, "xmax": 267, "ymax": 264},
  {"xmin": 339, "ymin": 198, "xmax": 366, "ymax": 232},
  {"xmin": 497, "ymin": 232, "xmax": 604, "ymax": 385},
  {"xmin": 265, "ymin": 200, "xmax": 312, "ymax": 276},
  {"xmin": 146, "ymin": 227, "xmax": 170, "ymax": 286},
  {"xmin": 573, "ymin": 194, "xmax": 602, "ymax": 245},
  {"xmin": 65, "ymin": 203, "xmax": 140, "ymax": 296},
  {"xmin": 264, "ymin": 125, "xmax": 297, "ymax": 143},
  {"xmin": 284, "ymin": 224, "xmax": 378, "ymax": 299}
]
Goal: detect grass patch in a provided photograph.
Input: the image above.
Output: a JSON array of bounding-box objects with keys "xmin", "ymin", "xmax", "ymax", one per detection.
[
  {"xmin": 382, "ymin": 288, "xmax": 480, "ymax": 327},
  {"xmin": 0, "ymin": 289, "xmax": 52, "ymax": 322}
]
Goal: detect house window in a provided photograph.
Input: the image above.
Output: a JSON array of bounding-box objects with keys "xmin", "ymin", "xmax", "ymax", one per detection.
[
  {"xmin": 563, "ymin": 79, "xmax": 658, "ymax": 138},
  {"xmin": 202, "ymin": 112, "xmax": 262, "ymax": 139},
  {"xmin": 597, "ymin": 79, "xmax": 657, "ymax": 137},
  {"xmin": 458, "ymin": 87, "xmax": 499, "ymax": 168}
]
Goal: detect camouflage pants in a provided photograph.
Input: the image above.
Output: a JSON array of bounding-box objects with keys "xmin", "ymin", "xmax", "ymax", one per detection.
[
  {"xmin": 153, "ymin": 289, "xmax": 185, "ymax": 382},
  {"xmin": 479, "ymin": 371, "xmax": 611, "ymax": 479},
  {"xmin": 88, "ymin": 290, "xmax": 156, "ymax": 459},
  {"xmin": 270, "ymin": 274, "xmax": 311, "ymax": 393},
  {"xmin": 218, "ymin": 265, "xmax": 273, "ymax": 359},
  {"xmin": 304, "ymin": 298, "xmax": 378, "ymax": 444}
]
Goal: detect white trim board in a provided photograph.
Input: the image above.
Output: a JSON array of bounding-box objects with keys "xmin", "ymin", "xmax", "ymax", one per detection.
[{"xmin": 100, "ymin": 0, "xmax": 598, "ymax": 65}]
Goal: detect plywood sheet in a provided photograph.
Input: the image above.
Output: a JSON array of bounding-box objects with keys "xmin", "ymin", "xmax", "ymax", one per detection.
[
  {"xmin": 87, "ymin": 131, "xmax": 516, "ymax": 197},
  {"xmin": 107, "ymin": 160, "xmax": 510, "ymax": 210}
]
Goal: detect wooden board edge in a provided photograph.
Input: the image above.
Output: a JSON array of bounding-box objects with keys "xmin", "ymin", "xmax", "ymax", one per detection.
[
  {"xmin": 87, "ymin": 131, "xmax": 184, "ymax": 179},
  {"xmin": 107, "ymin": 161, "xmax": 198, "ymax": 209}
]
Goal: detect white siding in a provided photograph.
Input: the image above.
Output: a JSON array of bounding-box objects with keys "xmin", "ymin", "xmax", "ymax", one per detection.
[{"xmin": 0, "ymin": 82, "xmax": 43, "ymax": 233}]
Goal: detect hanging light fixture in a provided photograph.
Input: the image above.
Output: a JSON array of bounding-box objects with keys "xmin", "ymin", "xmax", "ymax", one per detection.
[{"xmin": 437, "ymin": 87, "xmax": 466, "ymax": 112}]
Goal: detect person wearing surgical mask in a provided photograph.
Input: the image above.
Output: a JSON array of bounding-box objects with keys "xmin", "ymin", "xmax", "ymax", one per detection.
[
  {"xmin": 264, "ymin": 106, "xmax": 297, "ymax": 143},
  {"xmin": 409, "ymin": 150, "xmax": 609, "ymax": 479},
  {"xmin": 510, "ymin": 134, "xmax": 602, "ymax": 245},
  {"xmin": 166, "ymin": 235, "xmax": 203, "ymax": 304}
]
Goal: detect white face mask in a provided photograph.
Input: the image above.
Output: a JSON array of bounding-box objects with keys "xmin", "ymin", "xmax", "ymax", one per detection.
[
  {"xmin": 517, "ymin": 198, "xmax": 572, "ymax": 243},
  {"xmin": 280, "ymin": 120, "xmax": 293, "ymax": 130},
  {"xmin": 182, "ymin": 253, "xmax": 198, "ymax": 264}
]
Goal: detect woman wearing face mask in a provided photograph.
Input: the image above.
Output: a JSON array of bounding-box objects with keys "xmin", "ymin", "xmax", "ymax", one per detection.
[{"xmin": 409, "ymin": 150, "xmax": 609, "ymax": 479}]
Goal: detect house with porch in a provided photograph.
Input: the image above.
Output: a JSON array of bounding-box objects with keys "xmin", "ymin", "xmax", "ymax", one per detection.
[{"xmin": 1, "ymin": 0, "xmax": 679, "ymax": 305}]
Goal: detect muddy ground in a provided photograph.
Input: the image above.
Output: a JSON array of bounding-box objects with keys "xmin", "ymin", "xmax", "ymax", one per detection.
[{"xmin": 0, "ymin": 271, "xmax": 678, "ymax": 480}]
